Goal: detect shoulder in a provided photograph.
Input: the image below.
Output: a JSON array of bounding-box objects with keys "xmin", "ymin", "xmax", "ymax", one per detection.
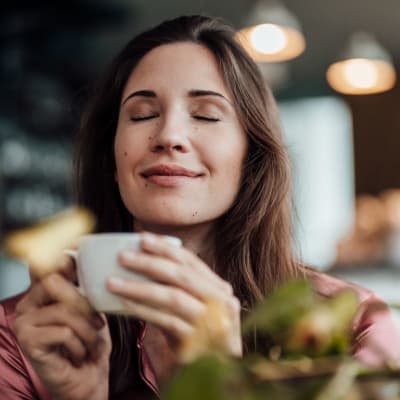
[
  {"xmin": 0, "ymin": 292, "xmax": 51, "ymax": 400},
  {"xmin": 304, "ymin": 267, "xmax": 400, "ymax": 367},
  {"xmin": 304, "ymin": 267, "xmax": 375, "ymax": 302}
]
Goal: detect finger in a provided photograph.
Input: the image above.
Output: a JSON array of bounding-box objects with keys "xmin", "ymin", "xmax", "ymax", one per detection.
[
  {"xmin": 118, "ymin": 251, "xmax": 230, "ymax": 304},
  {"xmin": 41, "ymin": 273, "xmax": 95, "ymax": 316},
  {"xmin": 119, "ymin": 299, "xmax": 194, "ymax": 340},
  {"xmin": 16, "ymin": 281, "xmax": 53, "ymax": 314},
  {"xmin": 19, "ymin": 254, "xmax": 78, "ymax": 312},
  {"xmin": 17, "ymin": 273, "xmax": 101, "ymax": 324},
  {"xmin": 23, "ymin": 303, "xmax": 103, "ymax": 359},
  {"xmin": 19, "ymin": 325, "xmax": 87, "ymax": 367},
  {"xmin": 106, "ymin": 277, "xmax": 206, "ymax": 323},
  {"xmin": 140, "ymin": 233, "xmax": 233, "ymax": 295}
]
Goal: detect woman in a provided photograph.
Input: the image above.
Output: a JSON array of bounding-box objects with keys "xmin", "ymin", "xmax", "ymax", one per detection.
[{"xmin": 1, "ymin": 15, "xmax": 399, "ymax": 400}]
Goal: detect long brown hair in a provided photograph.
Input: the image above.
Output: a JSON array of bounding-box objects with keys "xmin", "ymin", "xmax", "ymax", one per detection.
[{"xmin": 75, "ymin": 15, "xmax": 299, "ymax": 393}]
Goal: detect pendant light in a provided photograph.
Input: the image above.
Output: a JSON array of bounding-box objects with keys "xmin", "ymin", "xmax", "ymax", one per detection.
[
  {"xmin": 326, "ymin": 32, "xmax": 396, "ymax": 95},
  {"xmin": 237, "ymin": 0, "xmax": 305, "ymax": 62}
]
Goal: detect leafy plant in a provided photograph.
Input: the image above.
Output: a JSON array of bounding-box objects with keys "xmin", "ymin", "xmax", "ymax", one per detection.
[{"xmin": 162, "ymin": 280, "xmax": 400, "ymax": 400}]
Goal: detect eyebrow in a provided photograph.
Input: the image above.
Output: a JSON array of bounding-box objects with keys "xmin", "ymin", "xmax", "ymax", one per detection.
[
  {"xmin": 122, "ymin": 90, "xmax": 156, "ymax": 105},
  {"xmin": 121, "ymin": 89, "xmax": 232, "ymax": 106},
  {"xmin": 188, "ymin": 89, "xmax": 232, "ymax": 104}
]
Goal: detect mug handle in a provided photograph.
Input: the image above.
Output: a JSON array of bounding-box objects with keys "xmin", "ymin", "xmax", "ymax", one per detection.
[
  {"xmin": 63, "ymin": 249, "xmax": 86, "ymax": 296},
  {"xmin": 63, "ymin": 249, "xmax": 78, "ymax": 260}
]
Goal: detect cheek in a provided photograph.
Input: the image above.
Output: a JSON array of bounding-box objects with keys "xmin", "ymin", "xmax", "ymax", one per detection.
[
  {"xmin": 114, "ymin": 126, "xmax": 135, "ymax": 161},
  {"xmin": 225, "ymin": 158, "xmax": 244, "ymax": 188},
  {"xmin": 114, "ymin": 133, "xmax": 131, "ymax": 180},
  {"xmin": 222, "ymin": 146, "xmax": 247, "ymax": 195},
  {"xmin": 215, "ymin": 137, "xmax": 247, "ymax": 178}
]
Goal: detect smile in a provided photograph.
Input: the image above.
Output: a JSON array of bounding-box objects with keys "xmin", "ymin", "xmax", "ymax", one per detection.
[{"xmin": 140, "ymin": 164, "xmax": 203, "ymax": 187}]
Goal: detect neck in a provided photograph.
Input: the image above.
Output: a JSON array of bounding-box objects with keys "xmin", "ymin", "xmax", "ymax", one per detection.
[{"xmin": 133, "ymin": 221, "xmax": 216, "ymax": 268}]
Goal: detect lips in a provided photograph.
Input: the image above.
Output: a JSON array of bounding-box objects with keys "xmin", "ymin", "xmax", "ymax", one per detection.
[
  {"xmin": 140, "ymin": 164, "xmax": 203, "ymax": 187},
  {"xmin": 141, "ymin": 164, "xmax": 202, "ymax": 178}
]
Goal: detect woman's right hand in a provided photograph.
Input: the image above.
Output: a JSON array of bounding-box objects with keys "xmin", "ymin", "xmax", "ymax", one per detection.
[{"xmin": 13, "ymin": 257, "xmax": 112, "ymax": 400}]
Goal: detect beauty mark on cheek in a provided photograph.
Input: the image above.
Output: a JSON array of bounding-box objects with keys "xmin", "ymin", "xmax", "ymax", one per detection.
[{"xmin": 124, "ymin": 151, "xmax": 128, "ymax": 157}]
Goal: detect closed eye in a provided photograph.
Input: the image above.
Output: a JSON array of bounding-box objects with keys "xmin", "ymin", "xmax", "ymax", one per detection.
[
  {"xmin": 131, "ymin": 114, "xmax": 159, "ymax": 122},
  {"xmin": 193, "ymin": 115, "xmax": 220, "ymax": 122}
]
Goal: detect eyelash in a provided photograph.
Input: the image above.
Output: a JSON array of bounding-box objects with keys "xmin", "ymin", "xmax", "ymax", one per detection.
[
  {"xmin": 193, "ymin": 115, "xmax": 220, "ymax": 122},
  {"xmin": 131, "ymin": 114, "xmax": 158, "ymax": 121},
  {"xmin": 130, "ymin": 115, "xmax": 220, "ymax": 122}
]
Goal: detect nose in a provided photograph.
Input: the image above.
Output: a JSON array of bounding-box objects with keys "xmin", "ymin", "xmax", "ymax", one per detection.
[{"xmin": 150, "ymin": 112, "xmax": 190, "ymax": 154}]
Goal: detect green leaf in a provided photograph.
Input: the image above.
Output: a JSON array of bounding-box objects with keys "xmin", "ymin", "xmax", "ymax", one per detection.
[
  {"xmin": 242, "ymin": 280, "xmax": 315, "ymax": 336},
  {"xmin": 162, "ymin": 356, "xmax": 246, "ymax": 400}
]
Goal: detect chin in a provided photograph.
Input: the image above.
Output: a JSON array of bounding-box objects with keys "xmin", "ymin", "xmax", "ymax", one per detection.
[
  {"xmin": 127, "ymin": 200, "xmax": 228, "ymax": 229},
  {"xmin": 138, "ymin": 214, "xmax": 205, "ymax": 228},
  {"xmin": 131, "ymin": 206, "xmax": 221, "ymax": 229}
]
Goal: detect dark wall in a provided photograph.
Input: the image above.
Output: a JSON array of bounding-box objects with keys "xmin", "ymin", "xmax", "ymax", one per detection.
[
  {"xmin": 346, "ymin": 82, "xmax": 400, "ymax": 195},
  {"xmin": 0, "ymin": 2, "xmax": 135, "ymax": 235}
]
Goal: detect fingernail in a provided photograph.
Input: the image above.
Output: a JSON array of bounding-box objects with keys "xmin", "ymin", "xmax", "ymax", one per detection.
[
  {"xmin": 108, "ymin": 276, "xmax": 124, "ymax": 288},
  {"xmin": 141, "ymin": 234, "xmax": 156, "ymax": 246},
  {"xmin": 121, "ymin": 250, "xmax": 136, "ymax": 261}
]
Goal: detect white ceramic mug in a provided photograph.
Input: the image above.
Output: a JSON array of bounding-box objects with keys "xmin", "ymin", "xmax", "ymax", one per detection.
[{"xmin": 64, "ymin": 233, "xmax": 181, "ymax": 314}]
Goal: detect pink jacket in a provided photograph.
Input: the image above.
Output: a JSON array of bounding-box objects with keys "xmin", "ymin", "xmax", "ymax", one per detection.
[{"xmin": 1, "ymin": 272, "xmax": 399, "ymax": 399}]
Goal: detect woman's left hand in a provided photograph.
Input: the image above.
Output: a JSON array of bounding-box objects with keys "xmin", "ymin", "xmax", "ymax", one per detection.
[{"xmin": 106, "ymin": 233, "xmax": 242, "ymax": 358}]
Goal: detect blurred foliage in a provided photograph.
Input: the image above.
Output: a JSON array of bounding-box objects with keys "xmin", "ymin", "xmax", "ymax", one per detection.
[
  {"xmin": 243, "ymin": 280, "xmax": 358, "ymax": 357},
  {"xmin": 163, "ymin": 280, "xmax": 400, "ymax": 400}
]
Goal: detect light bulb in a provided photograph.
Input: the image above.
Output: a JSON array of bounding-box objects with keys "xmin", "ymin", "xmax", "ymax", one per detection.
[
  {"xmin": 343, "ymin": 59, "xmax": 378, "ymax": 89},
  {"xmin": 250, "ymin": 24, "xmax": 287, "ymax": 55},
  {"xmin": 326, "ymin": 58, "xmax": 396, "ymax": 95}
]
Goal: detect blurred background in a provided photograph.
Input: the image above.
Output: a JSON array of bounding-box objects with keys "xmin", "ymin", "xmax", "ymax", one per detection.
[{"xmin": 0, "ymin": 0, "xmax": 399, "ymax": 317}]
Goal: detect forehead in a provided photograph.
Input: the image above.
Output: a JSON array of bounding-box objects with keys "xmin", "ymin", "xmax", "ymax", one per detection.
[{"xmin": 122, "ymin": 42, "xmax": 231, "ymax": 98}]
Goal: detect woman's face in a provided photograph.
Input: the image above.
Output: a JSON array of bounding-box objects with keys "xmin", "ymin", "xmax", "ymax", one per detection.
[{"xmin": 114, "ymin": 42, "xmax": 248, "ymax": 229}]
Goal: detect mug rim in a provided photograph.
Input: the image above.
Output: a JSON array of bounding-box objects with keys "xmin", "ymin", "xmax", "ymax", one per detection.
[{"xmin": 78, "ymin": 232, "xmax": 182, "ymax": 246}]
